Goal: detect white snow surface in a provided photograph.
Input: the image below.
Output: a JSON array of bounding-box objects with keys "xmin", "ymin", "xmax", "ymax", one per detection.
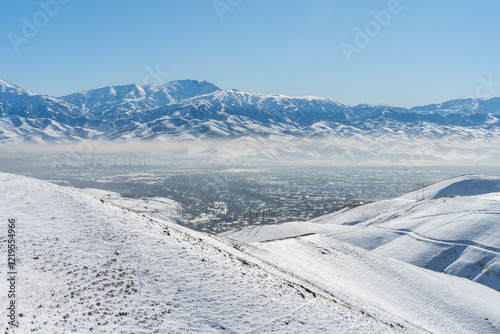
[
  {"xmin": 255, "ymin": 234, "xmax": 500, "ymax": 334},
  {"xmin": 1, "ymin": 174, "xmax": 499, "ymax": 333},
  {"xmin": 399, "ymin": 174, "xmax": 500, "ymax": 199},
  {"xmin": 223, "ymin": 175, "xmax": 500, "ymax": 291},
  {"xmin": 1, "ymin": 172, "xmax": 424, "ymax": 333},
  {"xmin": 70, "ymin": 187, "xmax": 185, "ymax": 224}
]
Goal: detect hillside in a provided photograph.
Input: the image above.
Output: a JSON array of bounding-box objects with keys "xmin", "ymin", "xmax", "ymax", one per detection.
[
  {"xmin": 223, "ymin": 175, "xmax": 500, "ymax": 291},
  {"xmin": 0, "ymin": 172, "xmax": 411, "ymax": 333},
  {"xmin": 1, "ymin": 173, "xmax": 499, "ymax": 332}
]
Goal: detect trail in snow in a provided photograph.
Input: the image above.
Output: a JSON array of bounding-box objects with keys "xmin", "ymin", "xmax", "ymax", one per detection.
[
  {"xmin": 372, "ymin": 226, "xmax": 500, "ymax": 254},
  {"xmin": 223, "ymin": 175, "xmax": 500, "ymax": 292}
]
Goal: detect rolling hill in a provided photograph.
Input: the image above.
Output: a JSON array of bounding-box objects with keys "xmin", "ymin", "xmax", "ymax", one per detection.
[
  {"xmin": 1, "ymin": 173, "xmax": 499, "ymax": 333},
  {"xmin": 222, "ymin": 175, "xmax": 500, "ymax": 291}
]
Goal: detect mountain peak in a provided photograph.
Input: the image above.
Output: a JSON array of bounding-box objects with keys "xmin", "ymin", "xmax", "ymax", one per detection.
[
  {"xmin": 155, "ymin": 79, "xmax": 221, "ymax": 95},
  {"xmin": 57, "ymin": 79, "xmax": 222, "ymax": 116}
]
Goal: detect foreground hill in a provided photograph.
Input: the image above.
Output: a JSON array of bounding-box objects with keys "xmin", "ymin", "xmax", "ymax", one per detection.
[
  {"xmin": 1, "ymin": 173, "xmax": 499, "ymax": 333},
  {"xmin": 223, "ymin": 175, "xmax": 500, "ymax": 291},
  {"xmin": 0, "ymin": 173, "xmax": 408, "ymax": 333}
]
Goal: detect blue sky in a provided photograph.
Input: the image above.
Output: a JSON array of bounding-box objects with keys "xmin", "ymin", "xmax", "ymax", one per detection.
[{"xmin": 1, "ymin": 0, "xmax": 499, "ymax": 107}]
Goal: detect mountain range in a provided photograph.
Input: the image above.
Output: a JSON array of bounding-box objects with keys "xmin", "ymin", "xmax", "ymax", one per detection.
[{"xmin": 2, "ymin": 78, "xmax": 500, "ymax": 145}]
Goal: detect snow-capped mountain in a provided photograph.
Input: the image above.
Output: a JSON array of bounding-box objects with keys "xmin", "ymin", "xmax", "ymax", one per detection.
[
  {"xmin": 411, "ymin": 97, "xmax": 500, "ymax": 116},
  {"xmin": 0, "ymin": 79, "xmax": 97, "ymax": 144},
  {"xmin": 0, "ymin": 79, "xmax": 81, "ymax": 121},
  {"xmin": 60, "ymin": 80, "xmax": 221, "ymax": 119},
  {"xmin": 1, "ymin": 78, "xmax": 500, "ymax": 147},
  {"xmin": 222, "ymin": 175, "xmax": 500, "ymax": 291},
  {"xmin": 2, "ymin": 172, "xmax": 499, "ymax": 333}
]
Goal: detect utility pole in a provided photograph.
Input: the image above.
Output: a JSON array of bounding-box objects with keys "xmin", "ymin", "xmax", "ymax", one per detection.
[{"xmin": 416, "ymin": 182, "xmax": 425, "ymax": 200}]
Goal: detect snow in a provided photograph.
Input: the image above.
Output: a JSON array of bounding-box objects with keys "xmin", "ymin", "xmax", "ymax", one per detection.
[
  {"xmin": 60, "ymin": 80, "xmax": 221, "ymax": 118},
  {"xmin": 3, "ymin": 78, "xmax": 500, "ymax": 153},
  {"xmin": 399, "ymin": 174, "xmax": 500, "ymax": 199},
  {"xmin": 255, "ymin": 234, "xmax": 500, "ymax": 334},
  {"xmin": 223, "ymin": 175, "xmax": 500, "ymax": 291},
  {"xmin": 1, "ymin": 172, "xmax": 419, "ymax": 333},
  {"xmin": 71, "ymin": 187, "xmax": 185, "ymax": 224},
  {"xmin": 1, "ymin": 173, "xmax": 499, "ymax": 332}
]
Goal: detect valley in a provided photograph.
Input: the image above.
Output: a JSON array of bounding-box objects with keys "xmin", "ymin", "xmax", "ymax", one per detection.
[{"xmin": 0, "ymin": 153, "xmax": 495, "ymax": 233}]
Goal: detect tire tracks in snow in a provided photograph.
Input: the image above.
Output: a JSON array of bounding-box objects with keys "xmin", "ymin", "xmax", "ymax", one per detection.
[{"xmin": 373, "ymin": 226, "xmax": 500, "ymax": 255}]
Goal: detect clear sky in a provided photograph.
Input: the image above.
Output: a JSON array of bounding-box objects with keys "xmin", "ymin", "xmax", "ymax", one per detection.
[{"xmin": 1, "ymin": 0, "xmax": 500, "ymax": 107}]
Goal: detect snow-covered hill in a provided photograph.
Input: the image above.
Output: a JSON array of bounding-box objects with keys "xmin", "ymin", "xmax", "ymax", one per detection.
[
  {"xmin": 223, "ymin": 175, "xmax": 500, "ymax": 291},
  {"xmin": 1, "ymin": 173, "xmax": 500, "ymax": 333},
  {"xmin": 252, "ymin": 234, "xmax": 500, "ymax": 333},
  {"xmin": 1, "ymin": 78, "xmax": 500, "ymax": 149},
  {"xmin": 0, "ymin": 172, "xmax": 403, "ymax": 333},
  {"xmin": 70, "ymin": 187, "xmax": 186, "ymax": 224}
]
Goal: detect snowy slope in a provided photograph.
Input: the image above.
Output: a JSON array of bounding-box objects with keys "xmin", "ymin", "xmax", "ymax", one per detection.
[
  {"xmin": 399, "ymin": 175, "xmax": 500, "ymax": 199},
  {"xmin": 223, "ymin": 175, "xmax": 500, "ymax": 291},
  {"xmin": 2, "ymin": 174, "xmax": 500, "ymax": 332},
  {"xmin": 0, "ymin": 172, "xmax": 421, "ymax": 333},
  {"xmin": 71, "ymin": 187, "xmax": 185, "ymax": 224},
  {"xmin": 254, "ymin": 234, "xmax": 500, "ymax": 334}
]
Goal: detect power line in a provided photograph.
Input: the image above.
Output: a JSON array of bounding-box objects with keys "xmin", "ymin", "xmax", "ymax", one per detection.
[{"xmin": 416, "ymin": 182, "xmax": 425, "ymax": 200}]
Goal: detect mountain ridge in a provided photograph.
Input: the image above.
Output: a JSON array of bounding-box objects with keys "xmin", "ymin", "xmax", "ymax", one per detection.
[
  {"xmin": 2, "ymin": 77, "xmax": 499, "ymax": 113},
  {"xmin": 1, "ymin": 78, "xmax": 500, "ymax": 149}
]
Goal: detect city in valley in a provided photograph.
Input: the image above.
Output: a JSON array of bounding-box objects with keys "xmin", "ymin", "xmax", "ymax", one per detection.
[{"xmin": 1, "ymin": 152, "xmax": 495, "ymax": 233}]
